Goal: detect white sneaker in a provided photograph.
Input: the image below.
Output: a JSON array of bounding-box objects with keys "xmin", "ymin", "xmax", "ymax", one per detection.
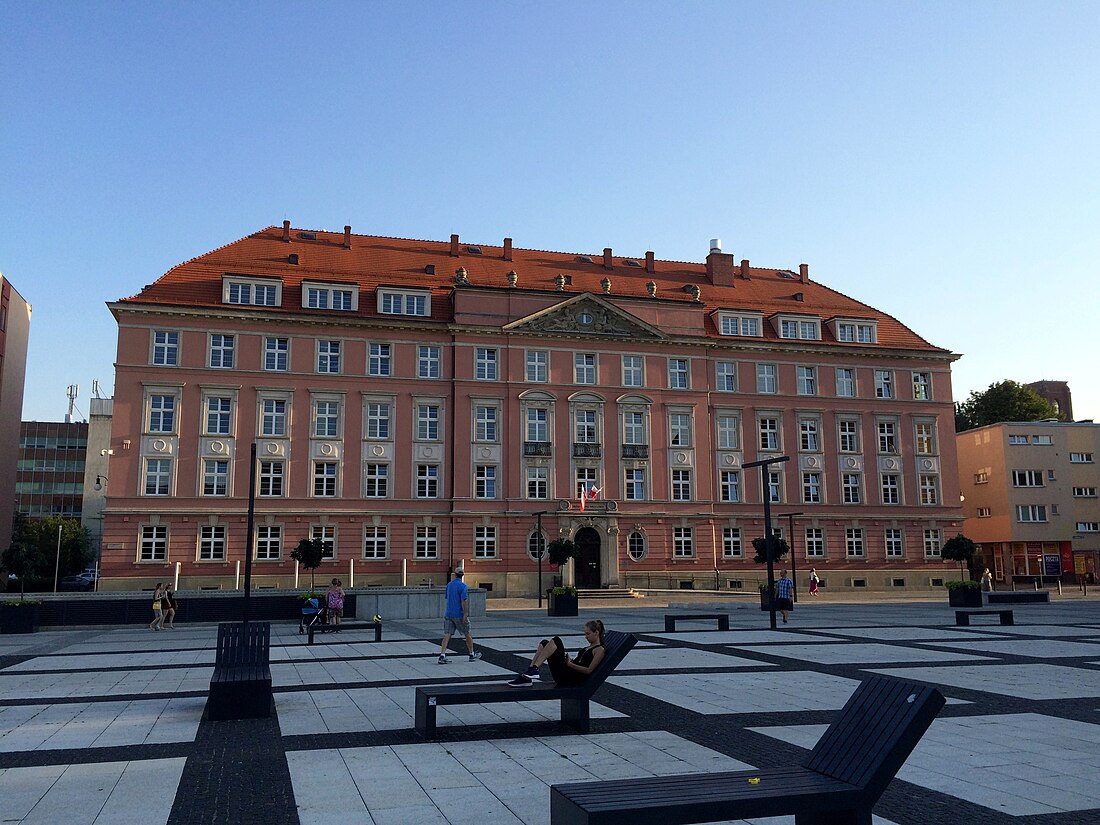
[{"xmin": 469, "ymin": 651, "xmax": 482, "ymax": 661}]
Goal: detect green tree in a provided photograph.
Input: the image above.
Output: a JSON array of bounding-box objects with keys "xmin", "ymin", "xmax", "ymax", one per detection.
[
  {"xmin": 2, "ymin": 515, "xmax": 92, "ymax": 596},
  {"xmin": 547, "ymin": 538, "xmax": 580, "ymax": 567},
  {"xmin": 290, "ymin": 537, "xmax": 326, "ymax": 590},
  {"xmin": 955, "ymin": 380, "xmax": 1059, "ymax": 432},
  {"xmin": 941, "ymin": 534, "xmax": 978, "ymax": 579},
  {"xmin": 751, "ymin": 534, "xmax": 791, "ymax": 565}
]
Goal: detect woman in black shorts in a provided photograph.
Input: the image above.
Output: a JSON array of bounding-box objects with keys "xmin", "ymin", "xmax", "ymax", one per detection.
[{"xmin": 507, "ymin": 619, "xmax": 605, "ymax": 687}]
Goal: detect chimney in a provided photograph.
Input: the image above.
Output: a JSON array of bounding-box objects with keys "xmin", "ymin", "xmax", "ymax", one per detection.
[
  {"xmin": 450, "ymin": 234, "xmax": 460, "ymax": 256},
  {"xmin": 343, "ymin": 226, "xmax": 352, "ymax": 249},
  {"xmin": 740, "ymin": 259, "xmax": 752, "ymax": 280},
  {"xmin": 282, "ymin": 220, "xmax": 291, "ymax": 242},
  {"xmin": 645, "ymin": 251, "xmax": 655, "ymax": 273},
  {"xmin": 603, "ymin": 247, "xmax": 613, "ymax": 269},
  {"xmin": 503, "ymin": 237, "xmax": 513, "ymax": 261},
  {"xmin": 706, "ymin": 238, "xmax": 735, "ymax": 287},
  {"xmin": 799, "ymin": 263, "xmax": 809, "ymax": 283}
]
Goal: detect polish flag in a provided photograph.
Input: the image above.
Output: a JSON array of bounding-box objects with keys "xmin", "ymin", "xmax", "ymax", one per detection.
[
  {"xmin": 579, "ymin": 484, "xmax": 601, "ymax": 512},
  {"xmin": 579, "ymin": 485, "xmax": 587, "ymax": 512}
]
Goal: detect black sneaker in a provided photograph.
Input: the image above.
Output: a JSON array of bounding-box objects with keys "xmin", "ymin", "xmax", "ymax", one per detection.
[{"xmin": 507, "ymin": 674, "xmax": 532, "ymax": 687}]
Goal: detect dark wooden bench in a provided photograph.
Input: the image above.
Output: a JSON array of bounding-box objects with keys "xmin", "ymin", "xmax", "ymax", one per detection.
[
  {"xmin": 308, "ymin": 619, "xmax": 382, "ymax": 644},
  {"xmin": 956, "ymin": 608, "xmax": 1014, "ymax": 626},
  {"xmin": 664, "ymin": 613, "xmax": 730, "ymax": 632},
  {"xmin": 415, "ymin": 629, "xmax": 636, "ymax": 739},
  {"xmin": 550, "ymin": 674, "xmax": 945, "ymax": 825},
  {"xmin": 207, "ymin": 621, "xmax": 272, "ymax": 721}
]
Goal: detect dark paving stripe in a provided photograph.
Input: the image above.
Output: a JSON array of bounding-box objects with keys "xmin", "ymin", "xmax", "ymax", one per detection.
[
  {"xmin": 0, "ymin": 690, "xmax": 209, "ymax": 707},
  {"xmin": 0, "ymin": 742, "xmax": 192, "ymax": 769}
]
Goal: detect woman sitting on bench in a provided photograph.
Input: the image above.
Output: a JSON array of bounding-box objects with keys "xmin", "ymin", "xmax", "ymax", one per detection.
[{"xmin": 508, "ymin": 620, "xmax": 606, "ymax": 687}]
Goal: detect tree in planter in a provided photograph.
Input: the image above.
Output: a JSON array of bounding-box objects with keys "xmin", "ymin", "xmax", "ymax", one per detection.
[
  {"xmin": 2, "ymin": 515, "xmax": 92, "ymax": 597},
  {"xmin": 291, "ymin": 537, "xmax": 326, "ymax": 590},
  {"xmin": 547, "ymin": 538, "xmax": 580, "ymax": 567},
  {"xmin": 751, "ymin": 534, "xmax": 791, "ymax": 565},
  {"xmin": 941, "ymin": 534, "xmax": 978, "ymax": 580}
]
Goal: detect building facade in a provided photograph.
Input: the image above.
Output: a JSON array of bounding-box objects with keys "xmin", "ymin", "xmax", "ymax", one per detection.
[
  {"xmin": 16, "ymin": 421, "xmax": 89, "ymax": 521},
  {"xmin": 0, "ymin": 276, "xmax": 32, "ymax": 546},
  {"xmin": 957, "ymin": 420, "xmax": 1100, "ymax": 585},
  {"xmin": 99, "ymin": 224, "xmax": 962, "ymax": 593}
]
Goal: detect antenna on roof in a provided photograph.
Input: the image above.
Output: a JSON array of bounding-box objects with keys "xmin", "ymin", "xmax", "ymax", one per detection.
[{"xmin": 65, "ymin": 384, "xmax": 79, "ymax": 424}]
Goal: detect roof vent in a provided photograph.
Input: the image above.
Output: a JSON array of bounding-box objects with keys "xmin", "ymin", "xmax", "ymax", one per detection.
[
  {"xmin": 466, "ymin": 246, "xmax": 482, "ymax": 254},
  {"xmin": 710, "ymin": 238, "xmax": 722, "ymax": 253},
  {"xmin": 288, "ymin": 254, "xmax": 299, "ymax": 265},
  {"xmin": 577, "ymin": 255, "xmax": 594, "ymax": 264},
  {"xmin": 778, "ymin": 270, "xmax": 795, "ymax": 279},
  {"xmin": 623, "ymin": 259, "xmax": 641, "ymax": 267},
  {"xmin": 425, "ymin": 264, "xmax": 436, "ymax": 275},
  {"xmin": 794, "ymin": 292, "xmax": 804, "ymax": 302},
  {"xmin": 298, "ymin": 232, "xmax": 317, "ymax": 240}
]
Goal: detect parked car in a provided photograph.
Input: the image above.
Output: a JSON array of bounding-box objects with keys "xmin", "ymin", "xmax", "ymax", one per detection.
[{"xmin": 59, "ymin": 573, "xmax": 97, "ymax": 592}]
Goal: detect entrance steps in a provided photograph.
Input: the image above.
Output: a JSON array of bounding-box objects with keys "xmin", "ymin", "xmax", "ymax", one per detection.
[{"xmin": 576, "ymin": 588, "xmax": 645, "ymax": 600}]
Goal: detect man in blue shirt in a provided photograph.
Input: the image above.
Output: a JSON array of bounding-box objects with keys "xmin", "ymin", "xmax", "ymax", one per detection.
[
  {"xmin": 775, "ymin": 569, "xmax": 794, "ymax": 624},
  {"xmin": 438, "ymin": 569, "xmax": 481, "ymax": 664}
]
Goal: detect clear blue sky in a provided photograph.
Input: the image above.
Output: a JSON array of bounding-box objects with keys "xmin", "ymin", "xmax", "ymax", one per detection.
[{"xmin": 3, "ymin": 1, "xmax": 1098, "ymax": 422}]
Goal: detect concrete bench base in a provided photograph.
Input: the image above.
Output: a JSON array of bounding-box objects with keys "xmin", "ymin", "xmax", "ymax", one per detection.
[{"xmin": 956, "ymin": 609, "xmax": 1014, "ymax": 626}]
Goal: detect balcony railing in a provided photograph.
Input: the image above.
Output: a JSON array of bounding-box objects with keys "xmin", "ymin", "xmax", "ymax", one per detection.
[
  {"xmin": 573, "ymin": 443, "xmax": 602, "ymax": 458},
  {"xmin": 523, "ymin": 441, "xmax": 552, "ymax": 457},
  {"xmin": 621, "ymin": 444, "xmax": 649, "ymax": 459}
]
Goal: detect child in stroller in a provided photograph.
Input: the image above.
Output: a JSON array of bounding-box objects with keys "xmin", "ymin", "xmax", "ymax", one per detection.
[{"xmin": 298, "ymin": 596, "xmax": 327, "ymax": 634}]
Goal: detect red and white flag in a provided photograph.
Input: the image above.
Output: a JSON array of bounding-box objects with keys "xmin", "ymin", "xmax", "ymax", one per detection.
[
  {"xmin": 579, "ymin": 484, "xmax": 601, "ymax": 512},
  {"xmin": 579, "ymin": 485, "xmax": 587, "ymax": 512}
]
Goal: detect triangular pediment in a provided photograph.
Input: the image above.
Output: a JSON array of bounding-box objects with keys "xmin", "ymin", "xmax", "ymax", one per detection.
[{"xmin": 504, "ymin": 294, "xmax": 665, "ymax": 339}]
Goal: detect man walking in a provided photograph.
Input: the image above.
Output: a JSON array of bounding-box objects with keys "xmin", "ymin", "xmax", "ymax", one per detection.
[
  {"xmin": 775, "ymin": 569, "xmax": 794, "ymax": 624},
  {"xmin": 439, "ymin": 569, "xmax": 481, "ymax": 664}
]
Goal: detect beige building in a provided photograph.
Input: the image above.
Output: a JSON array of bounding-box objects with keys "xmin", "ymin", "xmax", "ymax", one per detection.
[
  {"xmin": 957, "ymin": 420, "xmax": 1100, "ymax": 584},
  {"xmin": 0, "ymin": 275, "xmax": 31, "ymax": 546}
]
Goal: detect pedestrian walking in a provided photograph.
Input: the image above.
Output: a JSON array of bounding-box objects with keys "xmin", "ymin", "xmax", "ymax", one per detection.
[
  {"xmin": 148, "ymin": 583, "xmax": 165, "ymax": 631},
  {"xmin": 808, "ymin": 568, "xmax": 820, "ymax": 596},
  {"xmin": 775, "ymin": 570, "xmax": 794, "ymax": 624},
  {"xmin": 980, "ymin": 568, "xmax": 993, "ymax": 592},
  {"xmin": 438, "ymin": 569, "xmax": 481, "ymax": 663},
  {"xmin": 162, "ymin": 587, "xmax": 177, "ymax": 629}
]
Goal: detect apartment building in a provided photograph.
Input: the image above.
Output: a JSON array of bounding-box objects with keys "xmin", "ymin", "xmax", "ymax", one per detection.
[
  {"xmin": 16, "ymin": 421, "xmax": 89, "ymax": 521},
  {"xmin": 98, "ymin": 224, "xmax": 962, "ymax": 593},
  {"xmin": 0, "ymin": 276, "xmax": 31, "ymax": 546},
  {"xmin": 958, "ymin": 420, "xmax": 1100, "ymax": 584}
]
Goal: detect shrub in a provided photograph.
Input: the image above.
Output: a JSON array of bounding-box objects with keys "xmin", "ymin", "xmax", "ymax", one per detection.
[
  {"xmin": 944, "ymin": 579, "xmax": 980, "ymax": 591},
  {"xmin": 550, "ymin": 585, "xmax": 578, "ymax": 597}
]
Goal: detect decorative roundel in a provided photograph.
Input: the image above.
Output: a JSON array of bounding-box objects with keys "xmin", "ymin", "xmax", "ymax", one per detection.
[
  {"xmin": 210, "ymin": 440, "xmax": 226, "ymax": 454},
  {"xmin": 423, "ymin": 446, "xmax": 436, "ymax": 458},
  {"xmin": 675, "ymin": 452, "xmax": 688, "ymax": 464},
  {"xmin": 723, "ymin": 454, "xmax": 736, "ymax": 466},
  {"xmin": 370, "ymin": 445, "xmax": 385, "ymax": 457},
  {"xmin": 845, "ymin": 457, "xmax": 858, "ymax": 468},
  {"xmin": 922, "ymin": 458, "xmax": 934, "ymax": 470},
  {"xmin": 265, "ymin": 442, "xmax": 280, "ymax": 455},
  {"xmin": 319, "ymin": 442, "xmax": 334, "ymax": 456},
  {"xmin": 152, "ymin": 439, "xmax": 168, "ymax": 452},
  {"xmin": 884, "ymin": 458, "xmax": 897, "ymax": 470},
  {"xmin": 578, "ymin": 312, "xmax": 594, "ymax": 325},
  {"xmin": 480, "ymin": 447, "xmax": 492, "ymax": 459},
  {"xmin": 805, "ymin": 456, "xmax": 819, "ymax": 468}
]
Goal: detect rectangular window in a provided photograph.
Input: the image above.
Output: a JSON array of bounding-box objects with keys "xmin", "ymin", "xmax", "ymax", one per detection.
[
  {"xmin": 669, "ymin": 413, "xmax": 692, "ymax": 447},
  {"xmin": 720, "ymin": 470, "xmax": 741, "ymax": 503},
  {"xmin": 527, "ymin": 407, "xmax": 549, "ymax": 442},
  {"xmin": 258, "ymin": 461, "xmax": 284, "ymax": 497},
  {"xmin": 1073, "ymin": 487, "xmax": 1097, "ymax": 498},
  {"xmin": 261, "ymin": 399, "xmax": 287, "ymax": 436},
  {"xmin": 915, "ymin": 422, "xmax": 937, "ymax": 455},
  {"xmin": 316, "ymin": 340, "xmax": 341, "ymax": 373},
  {"xmin": 148, "ymin": 395, "xmax": 176, "ymax": 433},
  {"xmin": 799, "ymin": 419, "xmax": 820, "ymax": 452},
  {"xmin": 1033, "ymin": 435, "xmax": 1052, "ymax": 445},
  {"xmin": 363, "ymin": 464, "xmax": 388, "ymax": 498},
  {"xmin": 877, "ymin": 421, "xmax": 897, "ymax": 454},
  {"xmin": 977, "ymin": 507, "xmax": 992, "ymax": 517},
  {"xmin": 758, "ymin": 417, "xmax": 780, "ymax": 451},
  {"xmin": 622, "ymin": 411, "xmax": 645, "ymax": 446},
  {"xmin": 722, "ymin": 527, "xmax": 743, "ymax": 559},
  {"xmin": 368, "ymin": 343, "xmax": 391, "ymax": 377},
  {"xmin": 418, "ymin": 345, "xmax": 441, "ymax": 379},
  {"xmin": 1070, "ymin": 453, "xmax": 1094, "ymax": 463},
  {"xmin": 1016, "ymin": 505, "xmax": 1047, "ymax": 522},
  {"xmin": 835, "ymin": 368, "xmax": 856, "ymax": 398},
  {"xmin": 780, "ymin": 319, "xmax": 820, "ymax": 340},
  {"xmin": 756, "ymin": 363, "xmax": 777, "ymax": 394},
  {"xmin": 797, "ymin": 366, "xmax": 816, "ymax": 396},
  {"xmin": 1012, "ymin": 470, "xmax": 1044, "ymax": 487},
  {"xmin": 417, "ymin": 464, "xmax": 439, "ymax": 499},
  {"xmin": 719, "ymin": 315, "xmax": 761, "ymax": 336},
  {"xmin": 313, "ymin": 462, "xmax": 338, "ymax": 497},
  {"xmin": 255, "ymin": 525, "xmax": 282, "ymax": 560},
  {"xmin": 527, "ymin": 466, "xmax": 548, "ymax": 499},
  {"xmin": 1008, "ymin": 435, "xmax": 1029, "ymax": 445},
  {"xmin": 668, "ymin": 358, "xmax": 689, "ymax": 389},
  {"xmin": 838, "ymin": 419, "xmax": 860, "ymax": 453},
  {"xmin": 475, "ymin": 465, "xmax": 497, "ymax": 499},
  {"xmin": 379, "ymin": 289, "xmax": 428, "ymax": 316},
  {"xmin": 805, "ymin": 528, "xmax": 825, "ymax": 558},
  {"xmin": 140, "ymin": 525, "xmax": 168, "ymax": 561},
  {"xmin": 842, "ymin": 473, "xmax": 862, "ymax": 504},
  {"xmin": 415, "ymin": 526, "xmax": 439, "ymax": 559},
  {"xmin": 206, "ymin": 396, "xmax": 232, "ymax": 436},
  {"xmin": 153, "ymin": 331, "xmax": 179, "ymax": 366},
  {"xmin": 226, "ymin": 280, "xmax": 277, "ymax": 306},
  {"xmin": 673, "ymin": 526, "xmax": 694, "ymax": 558},
  {"xmin": 1076, "ymin": 522, "xmax": 1100, "ymax": 532},
  {"xmin": 366, "ymin": 403, "xmax": 390, "ymax": 439},
  {"xmin": 767, "ymin": 470, "xmax": 783, "ymax": 503},
  {"xmin": 918, "ymin": 474, "xmax": 939, "ymax": 505},
  {"xmin": 526, "ymin": 350, "xmax": 548, "ymax": 383},
  {"xmin": 417, "ymin": 404, "xmax": 440, "ymax": 440},
  {"xmin": 314, "ymin": 400, "xmax": 340, "ymax": 438},
  {"xmin": 474, "ymin": 405, "xmax": 498, "ymax": 441},
  {"xmin": 923, "ymin": 529, "xmax": 941, "ymax": 558},
  {"xmin": 974, "ymin": 471, "xmax": 989, "ymax": 484},
  {"xmin": 475, "ymin": 348, "xmax": 498, "ymax": 380},
  {"xmin": 912, "ymin": 372, "xmax": 932, "ymax": 400},
  {"xmin": 874, "ymin": 370, "xmax": 893, "ymax": 399},
  {"xmin": 885, "ymin": 528, "xmax": 904, "ymax": 558},
  {"xmin": 716, "ymin": 361, "xmax": 736, "ymax": 392},
  {"xmin": 144, "ymin": 458, "xmax": 171, "ymax": 496},
  {"xmin": 307, "ymin": 286, "xmax": 354, "ymax": 311},
  {"xmin": 363, "ymin": 526, "xmax": 388, "ymax": 559},
  {"xmin": 312, "ymin": 525, "xmax": 336, "ymax": 560},
  {"xmin": 846, "ymin": 528, "xmax": 865, "ymax": 558},
  {"xmin": 671, "ymin": 469, "xmax": 692, "ymax": 501},
  {"xmin": 880, "ymin": 474, "xmax": 900, "ymax": 504},
  {"xmin": 202, "ymin": 459, "xmax": 229, "ymax": 496},
  {"xmin": 716, "ymin": 415, "xmax": 740, "ymax": 450},
  {"xmin": 802, "ymin": 471, "xmax": 821, "ymax": 504},
  {"xmin": 575, "ymin": 353, "xmax": 597, "ymax": 385},
  {"xmin": 199, "ymin": 525, "xmax": 227, "ymax": 561},
  {"xmin": 474, "ymin": 526, "xmax": 498, "ymax": 559},
  {"xmin": 576, "ymin": 467, "xmax": 597, "ymax": 499},
  {"xmin": 575, "ymin": 409, "xmax": 598, "ymax": 444},
  {"xmin": 210, "ymin": 334, "xmax": 235, "ymax": 368},
  {"xmin": 264, "ymin": 337, "xmax": 288, "ymax": 371},
  {"xmin": 624, "ymin": 468, "xmax": 646, "ymax": 501},
  {"xmin": 622, "ymin": 355, "xmax": 644, "ymax": 387}
]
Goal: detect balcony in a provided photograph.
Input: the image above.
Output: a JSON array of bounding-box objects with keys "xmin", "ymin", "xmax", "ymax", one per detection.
[
  {"xmin": 523, "ymin": 441, "xmax": 552, "ymax": 457},
  {"xmin": 573, "ymin": 443, "xmax": 602, "ymax": 458},
  {"xmin": 621, "ymin": 444, "xmax": 649, "ymax": 459}
]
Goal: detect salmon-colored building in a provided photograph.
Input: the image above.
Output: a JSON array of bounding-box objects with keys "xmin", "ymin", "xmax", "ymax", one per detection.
[{"xmin": 99, "ymin": 225, "xmax": 962, "ymax": 594}]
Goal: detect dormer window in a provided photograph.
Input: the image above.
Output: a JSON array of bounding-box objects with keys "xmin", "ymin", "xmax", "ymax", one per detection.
[
  {"xmin": 378, "ymin": 288, "xmax": 431, "ymax": 317},
  {"xmin": 831, "ymin": 318, "xmax": 878, "ymax": 344},
  {"xmin": 303, "ymin": 281, "xmax": 358, "ymax": 311},
  {"xmin": 716, "ymin": 311, "xmax": 763, "ymax": 337},
  {"xmin": 223, "ymin": 276, "xmax": 281, "ymax": 307},
  {"xmin": 775, "ymin": 314, "xmax": 821, "ymax": 340}
]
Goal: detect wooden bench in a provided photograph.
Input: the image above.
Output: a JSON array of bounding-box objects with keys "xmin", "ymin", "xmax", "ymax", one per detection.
[
  {"xmin": 207, "ymin": 621, "xmax": 272, "ymax": 721},
  {"xmin": 550, "ymin": 674, "xmax": 945, "ymax": 825},
  {"xmin": 414, "ymin": 629, "xmax": 636, "ymax": 739},
  {"xmin": 308, "ymin": 619, "xmax": 383, "ymax": 645},
  {"xmin": 956, "ymin": 608, "xmax": 1014, "ymax": 626},
  {"xmin": 664, "ymin": 613, "xmax": 730, "ymax": 632}
]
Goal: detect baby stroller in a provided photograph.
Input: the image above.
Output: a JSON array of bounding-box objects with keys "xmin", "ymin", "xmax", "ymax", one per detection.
[{"xmin": 299, "ymin": 597, "xmax": 327, "ymax": 634}]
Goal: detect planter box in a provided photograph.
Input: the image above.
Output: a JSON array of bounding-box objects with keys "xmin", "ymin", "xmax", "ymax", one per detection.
[
  {"xmin": 1, "ymin": 602, "xmax": 40, "ymax": 634},
  {"xmin": 948, "ymin": 588, "xmax": 983, "ymax": 608},
  {"xmin": 548, "ymin": 591, "xmax": 578, "ymax": 617},
  {"xmin": 760, "ymin": 591, "xmax": 774, "ymax": 611}
]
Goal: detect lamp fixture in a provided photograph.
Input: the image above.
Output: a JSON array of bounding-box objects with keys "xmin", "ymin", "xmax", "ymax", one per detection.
[{"xmin": 94, "ymin": 475, "xmax": 108, "ymax": 491}]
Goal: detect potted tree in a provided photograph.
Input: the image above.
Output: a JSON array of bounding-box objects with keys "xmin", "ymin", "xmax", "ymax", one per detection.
[
  {"xmin": 291, "ymin": 537, "xmax": 326, "ymax": 591},
  {"xmin": 945, "ymin": 580, "xmax": 983, "ymax": 608},
  {"xmin": 752, "ymin": 534, "xmax": 790, "ymax": 611},
  {"xmin": 546, "ymin": 539, "xmax": 580, "ymax": 615},
  {"xmin": 941, "ymin": 534, "xmax": 981, "ymax": 606}
]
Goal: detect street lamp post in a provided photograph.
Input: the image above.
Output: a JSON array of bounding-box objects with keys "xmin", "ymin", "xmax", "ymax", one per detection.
[
  {"xmin": 743, "ymin": 455, "xmax": 791, "ymax": 630},
  {"xmin": 778, "ymin": 512, "xmax": 804, "ymax": 603},
  {"xmin": 534, "ymin": 511, "xmax": 551, "ymax": 608}
]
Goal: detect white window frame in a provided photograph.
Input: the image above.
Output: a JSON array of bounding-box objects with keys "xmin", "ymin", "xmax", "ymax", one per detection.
[
  {"xmin": 316, "ymin": 339, "xmax": 342, "ymax": 374},
  {"xmin": 363, "ymin": 463, "xmax": 388, "ymax": 498},
  {"xmin": 312, "ymin": 524, "xmax": 336, "ymax": 560},
  {"xmin": 264, "ymin": 336, "xmax": 289, "ymax": 371},
  {"xmin": 668, "ymin": 357, "xmax": 689, "ymax": 389},
  {"xmin": 874, "ymin": 370, "xmax": 894, "ymax": 399},
  {"xmin": 669, "ymin": 413, "xmax": 692, "ymax": 448},
  {"xmin": 527, "ymin": 466, "xmax": 549, "ymax": 500},
  {"xmin": 475, "ymin": 465, "xmax": 497, "ymax": 499},
  {"xmin": 368, "ymin": 343, "xmax": 392, "ymax": 377},
  {"xmin": 304, "ymin": 282, "xmax": 357, "ymax": 311},
  {"xmin": 202, "ymin": 458, "xmax": 229, "ymax": 497},
  {"xmin": 152, "ymin": 330, "xmax": 179, "ymax": 366},
  {"xmin": 209, "ymin": 334, "xmax": 235, "ymax": 369},
  {"xmin": 838, "ymin": 418, "xmax": 860, "ymax": 453},
  {"xmin": 574, "ymin": 353, "xmax": 597, "ymax": 385},
  {"xmin": 416, "ymin": 404, "xmax": 441, "ymax": 441},
  {"xmin": 756, "ymin": 363, "xmax": 777, "ymax": 394},
  {"xmin": 797, "ymin": 366, "xmax": 816, "ymax": 396},
  {"xmin": 258, "ymin": 460, "xmax": 285, "ymax": 497},
  {"xmin": 415, "ymin": 526, "xmax": 439, "ymax": 559},
  {"xmin": 802, "ymin": 471, "xmax": 821, "ymax": 504},
  {"xmin": 475, "ymin": 347, "xmax": 498, "ymax": 380},
  {"xmin": 526, "ymin": 350, "xmax": 549, "ymax": 383},
  {"xmin": 923, "ymin": 528, "xmax": 942, "ymax": 558},
  {"xmin": 313, "ymin": 399, "xmax": 341, "ymax": 439},
  {"xmin": 198, "ymin": 525, "xmax": 227, "ymax": 561},
  {"xmin": 672, "ymin": 526, "xmax": 695, "ymax": 558},
  {"xmin": 418, "ymin": 345, "xmax": 441, "ymax": 379},
  {"xmin": 139, "ymin": 525, "xmax": 168, "ymax": 561},
  {"xmin": 720, "ymin": 470, "xmax": 741, "ymax": 503},
  {"xmin": 223, "ymin": 276, "xmax": 281, "ymax": 307},
  {"xmin": 671, "ymin": 469, "xmax": 693, "ymax": 501},
  {"xmin": 881, "ymin": 473, "xmax": 900, "ymax": 505},
  {"xmin": 885, "ymin": 528, "xmax": 904, "ymax": 558},
  {"xmin": 622, "ymin": 355, "xmax": 644, "ymax": 387},
  {"xmin": 805, "ymin": 528, "xmax": 825, "ymax": 559},
  {"xmin": 260, "ymin": 398, "xmax": 288, "ymax": 437},
  {"xmin": 845, "ymin": 528, "xmax": 865, "ymax": 559},
  {"xmin": 144, "ymin": 458, "xmax": 172, "ymax": 496},
  {"xmin": 716, "ymin": 361, "xmax": 736, "ymax": 392},
  {"xmin": 918, "ymin": 474, "xmax": 940, "ymax": 505},
  {"xmin": 717, "ymin": 312, "xmax": 762, "ymax": 337},
  {"xmin": 313, "ymin": 461, "xmax": 338, "ymax": 497},
  {"xmin": 474, "ymin": 525, "xmax": 498, "ymax": 559},
  {"xmin": 716, "ymin": 414, "xmax": 740, "ymax": 450},
  {"xmin": 912, "ymin": 371, "xmax": 932, "ymax": 400},
  {"xmin": 366, "ymin": 402, "xmax": 391, "ymax": 440},
  {"xmin": 1016, "ymin": 505, "xmax": 1047, "ymax": 522},
  {"xmin": 722, "ymin": 526, "xmax": 743, "ymax": 559},
  {"xmin": 835, "ymin": 368, "xmax": 856, "ymax": 398},
  {"xmin": 255, "ymin": 525, "xmax": 283, "ymax": 560},
  {"xmin": 377, "ymin": 288, "xmax": 429, "ymax": 317},
  {"xmin": 417, "ymin": 464, "xmax": 440, "ymax": 499},
  {"xmin": 363, "ymin": 526, "xmax": 389, "ymax": 559},
  {"xmin": 624, "ymin": 468, "xmax": 646, "ymax": 501}
]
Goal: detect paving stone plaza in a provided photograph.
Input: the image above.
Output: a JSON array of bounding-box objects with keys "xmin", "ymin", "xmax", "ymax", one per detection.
[{"xmin": 2, "ymin": 597, "xmax": 1099, "ymax": 824}]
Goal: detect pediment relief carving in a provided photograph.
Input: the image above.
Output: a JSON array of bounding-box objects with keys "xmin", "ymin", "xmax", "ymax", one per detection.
[{"xmin": 505, "ymin": 294, "xmax": 664, "ymax": 339}]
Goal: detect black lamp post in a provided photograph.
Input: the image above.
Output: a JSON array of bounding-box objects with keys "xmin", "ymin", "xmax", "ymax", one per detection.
[
  {"xmin": 778, "ymin": 512, "xmax": 804, "ymax": 602},
  {"xmin": 534, "ymin": 511, "xmax": 550, "ymax": 608},
  {"xmin": 743, "ymin": 455, "xmax": 791, "ymax": 630}
]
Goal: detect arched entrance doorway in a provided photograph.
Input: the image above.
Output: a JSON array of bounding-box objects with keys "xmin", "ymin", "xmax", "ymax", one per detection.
[{"xmin": 574, "ymin": 527, "xmax": 601, "ymax": 588}]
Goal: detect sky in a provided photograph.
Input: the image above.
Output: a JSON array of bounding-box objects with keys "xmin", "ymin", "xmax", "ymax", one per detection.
[{"xmin": 2, "ymin": 1, "xmax": 1098, "ymax": 423}]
